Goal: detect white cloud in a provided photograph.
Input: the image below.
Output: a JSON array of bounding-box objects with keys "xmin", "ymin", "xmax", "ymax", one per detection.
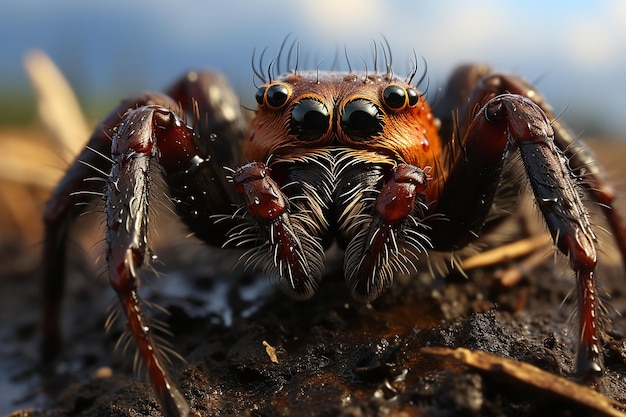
[
  {"xmin": 563, "ymin": 0, "xmax": 626, "ymax": 70},
  {"xmin": 296, "ymin": 0, "xmax": 385, "ymax": 42}
]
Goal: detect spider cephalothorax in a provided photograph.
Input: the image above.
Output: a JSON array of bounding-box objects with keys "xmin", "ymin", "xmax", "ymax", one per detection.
[
  {"xmin": 42, "ymin": 43, "xmax": 626, "ymax": 417},
  {"xmin": 230, "ymin": 70, "xmax": 441, "ymax": 301}
]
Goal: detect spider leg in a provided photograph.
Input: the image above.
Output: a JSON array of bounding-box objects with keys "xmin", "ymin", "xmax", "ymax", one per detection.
[
  {"xmin": 432, "ymin": 92, "xmax": 603, "ymax": 376},
  {"xmin": 106, "ymin": 105, "xmax": 196, "ymax": 417},
  {"xmin": 165, "ymin": 71, "xmax": 245, "ymax": 164},
  {"xmin": 440, "ymin": 65, "xmax": 626, "ymax": 267},
  {"xmin": 42, "ymin": 71, "xmax": 247, "ymax": 417},
  {"xmin": 41, "ymin": 92, "xmax": 181, "ymax": 361}
]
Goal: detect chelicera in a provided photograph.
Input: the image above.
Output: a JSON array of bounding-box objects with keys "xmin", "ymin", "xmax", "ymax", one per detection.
[{"xmin": 41, "ymin": 43, "xmax": 626, "ymax": 417}]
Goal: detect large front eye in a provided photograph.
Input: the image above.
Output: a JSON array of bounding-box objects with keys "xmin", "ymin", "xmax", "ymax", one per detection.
[
  {"xmin": 340, "ymin": 99, "xmax": 383, "ymax": 139},
  {"xmin": 290, "ymin": 98, "xmax": 330, "ymax": 139}
]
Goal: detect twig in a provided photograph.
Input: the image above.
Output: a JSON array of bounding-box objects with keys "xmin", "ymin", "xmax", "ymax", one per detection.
[{"xmin": 422, "ymin": 347, "xmax": 626, "ymax": 417}]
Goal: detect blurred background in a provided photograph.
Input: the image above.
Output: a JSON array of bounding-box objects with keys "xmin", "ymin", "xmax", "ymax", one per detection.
[
  {"xmin": 2, "ymin": 0, "xmax": 626, "ymax": 133},
  {"xmin": 1, "ymin": 0, "xmax": 625, "ymax": 250},
  {"xmin": 1, "ymin": 0, "xmax": 625, "ymax": 413}
]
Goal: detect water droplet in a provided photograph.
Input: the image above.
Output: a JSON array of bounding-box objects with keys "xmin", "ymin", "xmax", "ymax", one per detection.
[{"xmin": 538, "ymin": 197, "xmax": 559, "ymax": 210}]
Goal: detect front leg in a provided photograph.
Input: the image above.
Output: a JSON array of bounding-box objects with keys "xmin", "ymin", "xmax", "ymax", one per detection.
[
  {"xmin": 106, "ymin": 106, "xmax": 197, "ymax": 417},
  {"xmin": 41, "ymin": 92, "xmax": 182, "ymax": 360},
  {"xmin": 42, "ymin": 71, "xmax": 248, "ymax": 417},
  {"xmin": 42, "ymin": 71, "xmax": 245, "ymax": 361},
  {"xmin": 430, "ymin": 93, "xmax": 603, "ymax": 376}
]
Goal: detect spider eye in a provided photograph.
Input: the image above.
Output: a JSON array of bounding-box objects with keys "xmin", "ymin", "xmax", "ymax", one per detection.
[
  {"xmin": 382, "ymin": 85, "xmax": 407, "ymax": 109},
  {"xmin": 290, "ymin": 98, "xmax": 330, "ymax": 139},
  {"xmin": 255, "ymin": 86, "xmax": 266, "ymax": 105},
  {"xmin": 340, "ymin": 99, "xmax": 383, "ymax": 139},
  {"xmin": 256, "ymin": 83, "xmax": 291, "ymax": 108},
  {"xmin": 406, "ymin": 87, "xmax": 419, "ymax": 106},
  {"xmin": 265, "ymin": 83, "xmax": 290, "ymax": 108}
]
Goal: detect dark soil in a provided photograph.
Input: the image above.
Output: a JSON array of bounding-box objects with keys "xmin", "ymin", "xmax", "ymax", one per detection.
[{"xmin": 3, "ymin": 225, "xmax": 626, "ymax": 417}]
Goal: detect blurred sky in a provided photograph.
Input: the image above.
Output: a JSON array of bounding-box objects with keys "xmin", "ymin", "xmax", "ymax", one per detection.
[{"xmin": 1, "ymin": 0, "xmax": 625, "ymax": 136}]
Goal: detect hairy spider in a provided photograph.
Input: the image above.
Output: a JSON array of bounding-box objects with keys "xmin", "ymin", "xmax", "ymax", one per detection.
[{"xmin": 42, "ymin": 42, "xmax": 626, "ymax": 416}]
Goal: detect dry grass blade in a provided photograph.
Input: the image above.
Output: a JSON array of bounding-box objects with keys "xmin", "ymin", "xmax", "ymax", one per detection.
[
  {"xmin": 421, "ymin": 347, "xmax": 626, "ymax": 417},
  {"xmin": 24, "ymin": 49, "xmax": 90, "ymax": 162},
  {"xmin": 460, "ymin": 233, "xmax": 553, "ymax": 270},
  {"xmin": 0, "ymin": 133, "xmax": 66, "ymax": 188},
  {"xmin": 0, "ymin": 51, "xmax": 92, "ymax": 262}
]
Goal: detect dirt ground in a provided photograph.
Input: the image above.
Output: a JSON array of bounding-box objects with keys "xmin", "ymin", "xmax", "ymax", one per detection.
[{"xmin": 2, "ymin": 140, "xmax": 626, "ymax": 417}]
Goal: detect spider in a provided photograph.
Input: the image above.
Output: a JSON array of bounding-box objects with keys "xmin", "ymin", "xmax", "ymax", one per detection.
[{"xmin": 41, "ymin": 42, "xmax": 626, "ymax": 417}]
